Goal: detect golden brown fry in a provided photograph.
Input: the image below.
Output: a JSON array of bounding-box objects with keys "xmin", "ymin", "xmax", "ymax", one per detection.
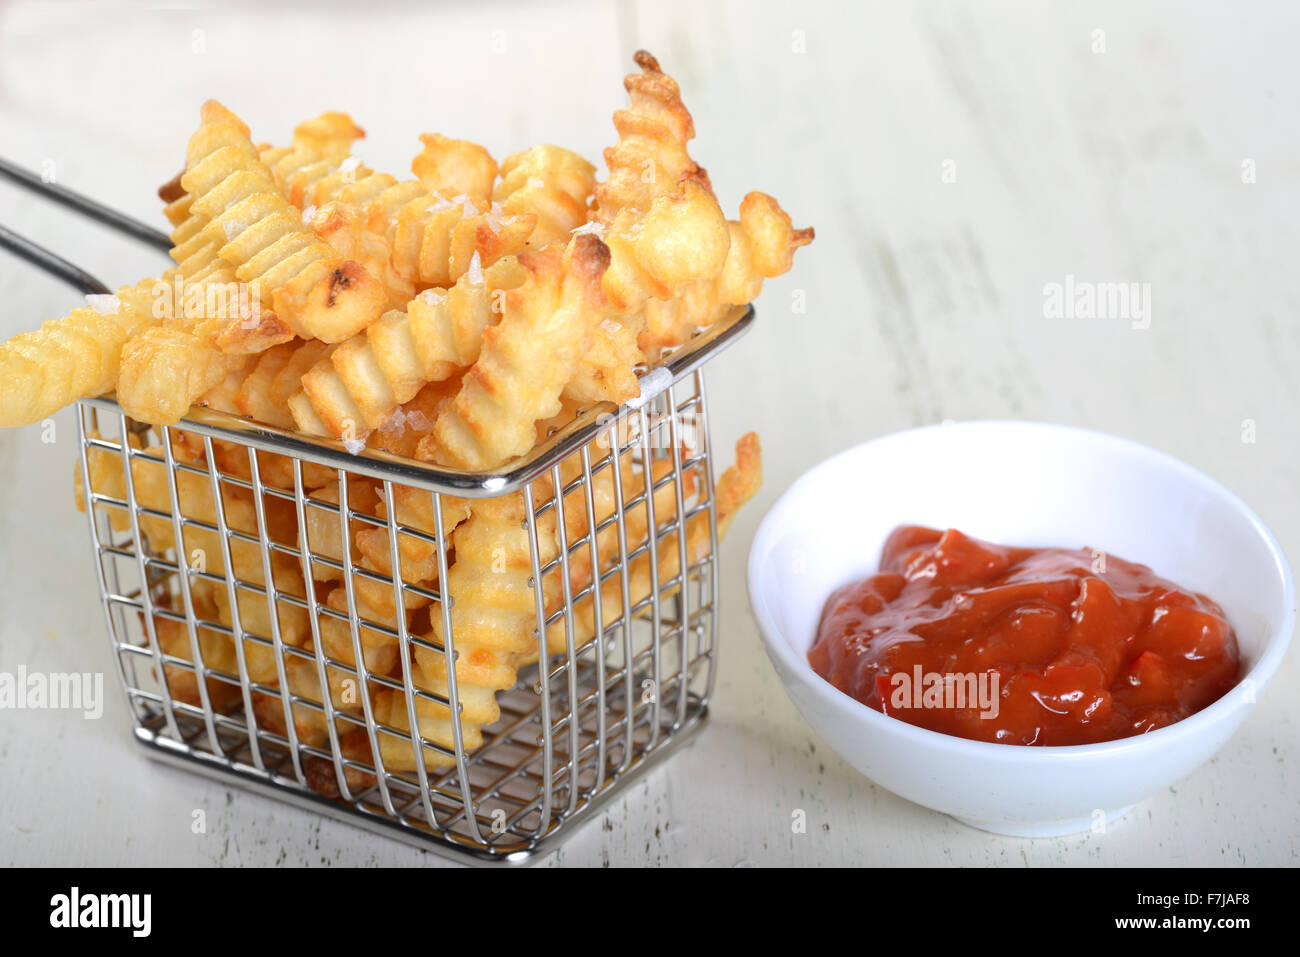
[
  {"xmin": 565, "ymin": 51, "xmax": 732, "ymax": 406},
  {"xmin": 289, "ymin": 258, "xmax": 526, "ymax": 437},
  {"xmin": 389, "ymin": 440, "xmax": 731, "ymax": 770},
  {"xmin": 58, "ymin": 61, "xmax": 790, "ymax": 792},
  {"xmin": 0, "ymin": 275, "xmax": 169, "ymax": 427},
  {"xmin": 167, "ymin": 111, "xmax": 265, "ymax": 329},
  {"xmin": 249, "ymin": 652, "xmax": 334, "ymax": 748},
  {"xmin": 368, "ymin": 674, "xmax": 491, "ymax": 772},
  {"xmin": 592, "ymin": 51, "xmax": 729, "ymax": 314},
  {"xmin": 494, "ymin": 145, "xmax": 597, "ymax": 249},
  {"xmin": 151, "ymin": 587, "xmax": 243, "ymax": 712},
  {"xmin": 292, "ymin": 160, "xmax": 535, "ymax": 289},
  {"xmin": 208, "ymin": 340, "xmax": 298, "ymax": 427},
  {"xmin": 429, "ymin": 492, "xmax": 558, "ymax": 683},
  {"xmin": 167, "ymin": 111, "xmax": 363, "ymax": 231},
  {"xmin": 387, "ymin": 190, "xmax": 534, "ymax": 289},
  {"xmin": 116, "ymin": 324, "xmax": 251, "ymax": 426},
  {"xmin": 266, "ymin": 111, "xmax": 365, "ymax": 182},
  {"xmin": 364, "ymin": 491, "xmax": 545, "ymax": 770},
  {"xmin": 561, "ymin": 313, "xmax": 642, "ymax": 407},
  {"xmin": 355, "ymin": 444, "xmax": 472, "ymax": 586},
  {"xmin": 268, "ymin": 338, "xmax": 334, "ymax": 409},
  {"xmin": 306, "ymin": 201, "xmax": 415, "ymax": 308},
  {"xmin": 411, "ymin": 133, "xmax": 498, "ymax": 200},
  {"xmin": 182, "ymin": 100, "xmax": 388, "ymax": 344},
  {"xmin": 598, "ymin": 50, "xmax": 705, "ymax": 210},
  {"xmin": 545, "ymin": 433, "xmax": 760, "ymax": 650},
  {"xmin": 315, "ymin": 582, "xmax": 402, "ymax": 685},
  {"xmin": 640, "ymin": 191, "xmax": 813, "ymax": 355},
  {"xmin": 361, "ymin": 376, "xmax": 456, "ymax": 459},
  {"xmin": 423, "ymin": 234, "xmax": 611, "ymax": 470},
  {"xmin": 301, "ymin": 478, "xmax": 381, "ymax": 581},
  {"xmin": 206, "ymin": 551, "xmax": 313, "ymax": 685}
]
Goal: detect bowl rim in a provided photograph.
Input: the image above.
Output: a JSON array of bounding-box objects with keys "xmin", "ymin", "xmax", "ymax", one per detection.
[{"xmin": 747, "ymin": 419, "xmax": 1297, "ymax": 761}]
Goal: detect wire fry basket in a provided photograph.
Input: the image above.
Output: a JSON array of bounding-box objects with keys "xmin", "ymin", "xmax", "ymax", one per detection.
[{"xmin": 75, "ymin": 304, "xmax": 753, "ymax": 864}]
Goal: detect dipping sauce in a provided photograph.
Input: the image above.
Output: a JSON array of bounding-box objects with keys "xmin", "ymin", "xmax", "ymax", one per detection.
[{"xmin": 808, "ymin": 526, "xmax": 1240, "ymax": 745}]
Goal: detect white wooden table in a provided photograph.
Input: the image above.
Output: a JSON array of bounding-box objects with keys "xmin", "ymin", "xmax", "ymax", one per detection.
[{"xmin": 1, "ymin": 0, "xmax": 1295, "ymax": 867}]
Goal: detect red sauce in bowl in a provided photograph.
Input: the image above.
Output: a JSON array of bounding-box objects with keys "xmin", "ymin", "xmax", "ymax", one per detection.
[{"xmin": 808, "ymin": 526, "xmax": 1241, "ymax": 745}]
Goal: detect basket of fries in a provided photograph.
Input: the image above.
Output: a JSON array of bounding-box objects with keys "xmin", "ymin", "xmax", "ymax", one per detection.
[
  {"xmin": 4, "ymin": 51, "xmax": 810, "ymax": 862},
  {"xmin": 75, "ymin": 331, "xmax": 762, "ymax": 861}
]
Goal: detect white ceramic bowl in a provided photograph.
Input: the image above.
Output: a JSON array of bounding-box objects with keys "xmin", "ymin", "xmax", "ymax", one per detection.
[{"xmin": 748, "ymin": 421, "xmax": 1295, "ymax": 836}]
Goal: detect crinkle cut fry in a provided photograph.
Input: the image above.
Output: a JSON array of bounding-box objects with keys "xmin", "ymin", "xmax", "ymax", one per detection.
[
  {"xmin": 0, "ymin": 274, "xmax": 171, "ymax": 428},
  {"xmin": 307, "ymin": 202, "xmax": 415, "ymax": 309},
  {"xmin": 412, "ymin": 454, "xmax": 679, "ymax": 694},
  {"xmin": 424, "ymin": 233, "xmax": 612, "ymax": 470},
  {"xmin": 373, "ymin": 455, "xmax": 676, "ymax": 771},
  {"xmin": 595, "ymin": 50, "xmax": 702, "ymax": 215},
  {"xmin": 592, "ymin": 51, "xmax": 729, "ymax": 315},
  {"xmin": 545, "ymin": 432, "xmax": 761, "ymax": 650},
  {"xmin": 264, "ymin": 111, "xmax": 365, "ymax": 196},
  {"xmin": 148, "ymin": 586, "xmax": 243, "ymax": 712},
  {"xmin": 290, "ymin": 449, "xmax": 472, "ymax": 743},
  {"xmin": 567, "ymin": 50, "xmax": 731, "ymax": 404},
  {"xmin": 289, "ymin": 258, "xmax": 526, "ymax": 438},
  {"xmin": 494, "ymin": 144, "xmax": 597, "ymax": 249},
  {"xmin": 162, "ymin": 110, "xmax": 363, "ymax": 228},
  {"xmin": 371, "ymin": 437, "xmax": 739, "ymax": 773},
  {"xmin": 411, "ymin": 133, "xmax": 498, "ymax": 201},
  {"xmin": 181, "ymin": 99, "xmax": 388, "ymax": 344},
  {"xmin": 218, "ymin": 337, "xmax": 340, "ymax": 440},
  {"xmin": 363, "ymin": 492, "xmax": 539, "ymax": 772},
  {"xmin": 201, "ymin": 339, "xmax": 298, "ymax": 427},
  {"xmin": 353, "ymin": 382, "xmax": 472, "ymax": 584},
  {"xmin": 198, "ymin": 340, "xmax": 346, "ymax": 497},
  {"xmin": 361, "ymin": 376, "xmax": 458, "ymax": 460},
  {"xmin": 639, "ymin": 190, "xmax": 814, "ymax": 356},
  {"xmin": 167, "ymin": 113, "xmax": 360, "ymax": 344},
  {"xmin": 307, "ymin": 481, "xmax": 473, "ymax": 772},
  {"xmin": 561, "ymin": 311, "xmax": 642, "ymax": 407},
  {"xmin": 287, "ymin": 384, "xmax": 470, "ymax": 743},
  {"xmin": 387, "ymin": 189, "xmax": 534, "ymax": 288},
  {"xmin": 117, "ymin": 324, "xmax": 251, "ymax": 426},
  {"xmin": 78, "ymin": 433, "xmax": 311, "ymax": 688},
  {"xmin": 293, "ymin": 157, "xmax": 536, "ymax": 290},
  {"xmin": 249, "ymin": 651, "xmax": 338, "ymax": 752}
]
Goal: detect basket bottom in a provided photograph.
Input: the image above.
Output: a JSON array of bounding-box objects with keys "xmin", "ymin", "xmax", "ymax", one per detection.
[{"xmin": 130, "ymin": 704, "xmax": 709, "ymax": 865}]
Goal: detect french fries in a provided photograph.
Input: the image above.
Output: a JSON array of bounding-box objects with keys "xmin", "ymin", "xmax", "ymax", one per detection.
[
  {"xmin": 183, "ymin": 100, "xmax": 389, "ymax": 346},
  {"xmin": 411, "ymin": 133, "xmax": 499, "ymax": 201},
  {"xmin": 639, "ymin": 191, "xmax": 815, "ymax": 355},
  {"xmin": 15, "ymin": 50, "xmax": 809, "ymax": 788},
  {"xmin": 495, "ymin": 145, "xmax": 598, "ymax": 249},
  {"xmin": 289, "ymin": 257, "xmax": 528, "ymax": 436},
  {"xmin": 0, "ymin": 276, "xmax": 169, "ymax": 428},
  {"xmin": 424, "ymin": 234, "xmax": 611, "ymax": 470}
]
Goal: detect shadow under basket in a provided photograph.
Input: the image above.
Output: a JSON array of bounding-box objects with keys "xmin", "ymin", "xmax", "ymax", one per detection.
[{"xmin": 76, "ymin": 305, "xmax": 753, "ymax": 865}]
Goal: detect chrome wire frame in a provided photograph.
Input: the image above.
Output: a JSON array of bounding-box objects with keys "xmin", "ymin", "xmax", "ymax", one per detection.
[{"xmin": 77, "ymin": 305, "xmax": 752, "ymax": 864}]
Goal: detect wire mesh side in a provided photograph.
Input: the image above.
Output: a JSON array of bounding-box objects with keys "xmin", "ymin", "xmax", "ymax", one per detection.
[{"xmin": 76, "ymin": 369, "xmax": 719, "ymax": 860}]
